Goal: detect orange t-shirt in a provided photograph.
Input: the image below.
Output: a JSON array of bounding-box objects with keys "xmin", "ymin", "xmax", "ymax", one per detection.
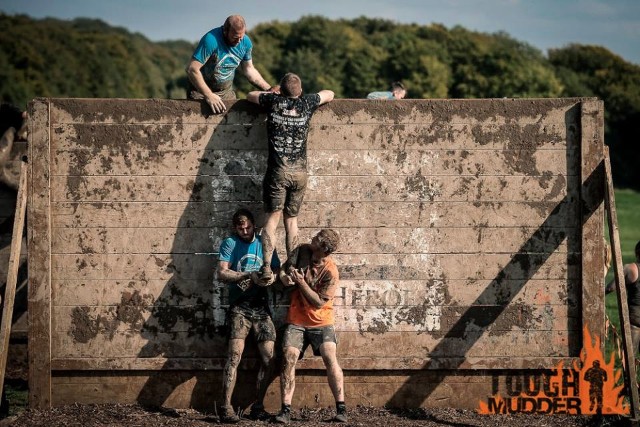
[{"xmin": 286, "ymin": 246, "xmax": 339, "ymax": 327}]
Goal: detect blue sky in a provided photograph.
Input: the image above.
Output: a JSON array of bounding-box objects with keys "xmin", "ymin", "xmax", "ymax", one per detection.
[{"xmin": 2, "ymin": 0, "xmax": 639, "ymax": 64}]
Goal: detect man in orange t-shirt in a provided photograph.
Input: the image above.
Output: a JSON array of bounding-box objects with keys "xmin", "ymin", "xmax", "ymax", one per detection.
[{"xmin": 274, "ymin": 229, "xmax": 347, "ymax": 424}]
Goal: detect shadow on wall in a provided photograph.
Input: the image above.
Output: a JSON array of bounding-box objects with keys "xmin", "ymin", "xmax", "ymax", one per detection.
[
  {"xmin": 135, "ymin": 100, "xmax": 269, "ymax": 410},
  {"xmin": 385, "ymin": 105, "xmax": 599, "ymax": 408}
]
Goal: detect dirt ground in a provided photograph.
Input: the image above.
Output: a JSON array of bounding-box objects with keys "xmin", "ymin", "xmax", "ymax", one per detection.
[
  {"xmin": 0, "ymin": 403, "xmax": 624, "ymax": 427},
  {"xmin": 0, "ymin": 349, "xmax": 624, "ymax": 427}
]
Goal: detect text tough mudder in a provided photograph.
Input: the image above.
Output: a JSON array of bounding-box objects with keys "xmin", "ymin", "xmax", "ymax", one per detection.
[{"xmin": 482, "ymin": 370, "xmax": 582, "ymax": 415}]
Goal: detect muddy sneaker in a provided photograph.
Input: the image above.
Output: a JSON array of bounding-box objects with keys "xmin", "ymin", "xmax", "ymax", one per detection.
[
  {"xmin": 333, "ymin": 411, "xmax": 348, "ymax": 423},
  {"xmin": 219, "ymin": 407, "xmax": 240, "ymax": 424},
  {"xmin": 334, "ymin": 404, "xmax": 348, "ymax": 423},
  {"xmin": 274, "ymin": 407, "xmax": 291, "ymax": 424},
  {"xmin": 248, "ymin": 404, "xmax": 270, "ymax": 420}
]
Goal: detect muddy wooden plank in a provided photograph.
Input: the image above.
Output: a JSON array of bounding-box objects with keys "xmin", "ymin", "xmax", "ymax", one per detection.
[
  {"xmin": 52, "ymin": 307, "xmax": 579, "ymax": 339},
  {"xmin": 52, "ymin": 147, "xmax": 577, "ymax": 177},
  {"xmin": 27, "ymin": 99, "xmax": 53, "ymax": 409},
  {"xmin": 55, "ymin": 174, "xmax": 575, "ymax": 203},
  {"xmin": 51, "ymin": 200, "xmax": 581, "ymax": 229},
  {"xmin": 63, "ymin": 298, "xmax": 567, "ymax": 331},
  {"xmin": 52, "ymin": 278, "xmax": 579, "ymax": 308},
  {"xmin": 51, "ymin": 123, "xmax": 265, "ymax": 152},
  {"xmin": 50, "ymin": 368, "xmax": 585, "ymax": 409},
  {"xmin": 50, "ymin": 355, "xmax": 576, "ymax": 371},
  {"xmin": 580, "ymin": 100, "xmax": 605, "ymax": 341},
  {"xmin": 50, "ymin": 252, "xmax": 578, "ymax": 281},
  {"xmin": 50, "ymin": 119, "xmax": 571, "ymax": 154},
  {"xmin": 48, "ymin": 97, "xmax": 582, "ymax": 125},
  {"xmin": 51, "ymin": 226, "xmax": 575, "ymax": 255},
  {"xmin": 50, "ymin": 329, "xmax": 575, "ymax": 360}
]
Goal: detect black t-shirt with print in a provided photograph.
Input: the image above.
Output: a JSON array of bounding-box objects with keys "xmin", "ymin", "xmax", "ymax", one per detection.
[{"xmin": 258, "ymin": 93, "xmax": 321, "ymax": 171}]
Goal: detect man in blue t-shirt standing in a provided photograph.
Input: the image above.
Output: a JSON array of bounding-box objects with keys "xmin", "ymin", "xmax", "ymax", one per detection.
[
  {"xmin": 216, "ymin": 208, "xmax": 280, "ymax": 422},
  {"xmin": 246, "ymin": 73, "xmax": 334, "ymax": 281},
  {"xmin": 186, "ymin": 15, "xmax": 274, "ymax": 114}
]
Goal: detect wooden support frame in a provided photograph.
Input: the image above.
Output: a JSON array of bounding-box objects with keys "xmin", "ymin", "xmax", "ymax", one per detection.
[
  {"xmin": 0, "ymin": 160, "xmax": 28, "ymax": 398},
  {"xmin": 27, "ymin": 99, "xmax": 52, "ymax": 408},
  {"xmin": 580, "ymin": 100, "xmax": 605, "ymax": 341}
]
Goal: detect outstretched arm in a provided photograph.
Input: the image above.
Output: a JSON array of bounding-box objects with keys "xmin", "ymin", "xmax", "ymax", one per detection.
[
  {"xmin": 240, "ymin": 59, "xmax": 272, "ymax": 92},
  {"xmin": 246, "ymin": 90, "xmax": 265, "ymax": 104},
  {"xmin": 318, "ymin": 90, "xmax": 334, "ymax": 105}
]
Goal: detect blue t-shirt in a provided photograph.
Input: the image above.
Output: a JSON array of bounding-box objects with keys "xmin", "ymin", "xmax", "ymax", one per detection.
[
  {"xmin": 218, "ymin": 233, "xmax": 280, "ymax": 309},
  {"xmin": 192, "ymin": 26, "xmax": 253, "ymax": 93},
  {"xmin": 366, "ymin": 91, "xmax": 394, "ymax": 100}
]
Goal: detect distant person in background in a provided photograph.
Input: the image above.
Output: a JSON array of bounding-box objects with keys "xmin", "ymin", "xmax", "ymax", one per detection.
[
  {"xmin": 606, "ymin": 240, "xmax": 640, "ymax": 353},
  {"xmin": 186, "ymin": 15, "xmax": 275, "ymax": 114},
  {"xmin": 366, "ymin": 81, "xmax": 407, "ymax": 100}
]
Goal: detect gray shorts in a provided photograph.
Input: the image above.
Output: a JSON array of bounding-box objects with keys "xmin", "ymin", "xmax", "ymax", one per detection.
[
  {"xmin": 263, "ymin": 168, "xmax": 308, "ymax": 217},
  {"xmin": 282, "ymin": 324, "xmax": 337, "ymax": 356},
  {"xmin": 228, "ymin": 308, "xmax": 276, "ymax": 343}
]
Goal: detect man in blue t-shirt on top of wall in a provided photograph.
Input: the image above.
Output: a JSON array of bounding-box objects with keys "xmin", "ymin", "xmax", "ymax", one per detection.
[{"xmin": 186, "ymin": 15, "xmax": 275, "ymax": 114}]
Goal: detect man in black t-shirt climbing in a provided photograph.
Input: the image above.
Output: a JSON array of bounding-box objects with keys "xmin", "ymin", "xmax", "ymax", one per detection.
[{"xmin": 247, "ymin": 73, "xmax": 334, "ymax": 279}]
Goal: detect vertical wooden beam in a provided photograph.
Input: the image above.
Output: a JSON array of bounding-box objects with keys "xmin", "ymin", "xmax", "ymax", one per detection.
[
  {"xmin": 0, "ymin": 160, "xmax": 28, "ymax": 398},
  {"xmin": 28, "ymin": 99, "xmax": 52, "ymax": 408},
  {"xmin": 604, "ymin": 146, "xmax": 640, "ymax": 420},
  {"xmin": 580, "ymin": 100, "xmax": 605, "ymax": 343}
]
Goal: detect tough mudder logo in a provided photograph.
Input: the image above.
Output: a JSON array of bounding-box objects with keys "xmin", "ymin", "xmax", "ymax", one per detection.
[{"xmin": 478, "ymin": 327, "xmax": 629, "ymax": 415}]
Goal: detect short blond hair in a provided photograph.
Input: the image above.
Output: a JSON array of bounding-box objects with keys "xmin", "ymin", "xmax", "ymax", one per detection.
[{"xmin": 280, "ymin": 73, "xmax": 302, "ymax": 97}]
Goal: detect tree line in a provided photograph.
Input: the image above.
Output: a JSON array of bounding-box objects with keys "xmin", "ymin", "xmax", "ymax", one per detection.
[{"xmin": 1, "ymin": 13, "xmax": 638, "ymax": 189}]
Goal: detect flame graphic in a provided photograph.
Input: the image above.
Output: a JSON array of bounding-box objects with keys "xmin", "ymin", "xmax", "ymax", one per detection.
[
  {"xmin": 577, "ymin": 325, "xmax": 628, "ymax": 414},
  {"xmin": 478, "ymin": 326, "xmax": 629, "ymax": 415}
]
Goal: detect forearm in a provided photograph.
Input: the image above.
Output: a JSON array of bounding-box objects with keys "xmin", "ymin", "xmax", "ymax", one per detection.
[
  {"xmin": 243, "ymin": 67, "xmax": 271, "ymax": 91},
  {"xmin": 297, "ymin": 279, "xmax": 325, "ymax": 308},
  {"xmin": 187, "ymin": 67, "xmax": 216, "ymax": 99},
  {"xmin": 217, "ymin": 268, "xmax": 250, "ymax": 283}
]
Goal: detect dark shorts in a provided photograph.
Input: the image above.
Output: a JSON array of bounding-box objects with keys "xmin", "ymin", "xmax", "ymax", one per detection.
[
  {"xmin": 263, "ymin": 168, "xmax": 308, "ymax": 217},
  {"xmin": 228, "ymin": 307, "xmax": 276, "ymax": 342},
  {"xmin": 282, "ymin": 324, "xmax": 337, "ymax": 356}
]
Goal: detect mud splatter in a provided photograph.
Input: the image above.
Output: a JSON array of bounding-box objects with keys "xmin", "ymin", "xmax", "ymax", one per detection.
[
  {"xmin": 116, "ymin": 290, "xmax": 151, "ymax": 329},
  {"xmin": 404, "ymin": 172, "xmax": 442, "ymax": 201},
  {"xmin": 70, "ymin": 306, "xmax": 100, "ymax": 343}
]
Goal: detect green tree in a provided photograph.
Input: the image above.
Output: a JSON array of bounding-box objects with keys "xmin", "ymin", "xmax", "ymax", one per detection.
[{"xmin": 550, "ymin": 44, "xmax": 640, "ymax": 189}]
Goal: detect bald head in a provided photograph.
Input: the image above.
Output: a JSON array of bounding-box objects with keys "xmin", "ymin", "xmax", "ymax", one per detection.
[
  {"xmin": 223, "ymin": 15, "xmax": 246, "ymax": 47},
  {"xmin": 224, "ymin": 15, "xmax": 246, "ymax": 31}
]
